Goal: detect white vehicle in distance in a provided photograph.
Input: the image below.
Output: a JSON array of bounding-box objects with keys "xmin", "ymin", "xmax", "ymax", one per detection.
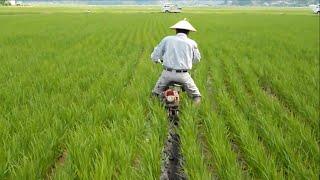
[
  {"xmin": 310, "ymin": 4, "xmax": 320, "ymax": 14},
  {"xmin": 162, "ymin": 3, "xmax": 182, "ymax": 13},
  {"xmin": 314, "ymin": 4, "xmax": 320, "ymax": 14},
  {"xmin": 16, "ymin": 1, "xmax": 23, "ymax": 6}
]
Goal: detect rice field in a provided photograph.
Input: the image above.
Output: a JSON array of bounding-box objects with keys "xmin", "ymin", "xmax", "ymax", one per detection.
[{"xmin": 0, "ymin": 6, "xmax": 319, "ymax": 179}]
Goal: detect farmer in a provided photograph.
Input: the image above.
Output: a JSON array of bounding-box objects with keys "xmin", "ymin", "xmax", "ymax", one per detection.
[{"xmin": 151, "ymin": 18, "xmax": 201, "ymax": 104}]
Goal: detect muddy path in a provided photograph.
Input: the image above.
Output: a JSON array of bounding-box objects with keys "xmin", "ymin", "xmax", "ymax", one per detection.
[
  {"xmin": 160, "ymin": 113, "xmax": 186, "ymax": 180},
  {"xmin": 46, "ymin": 148, "xmax": 67, "ymax": 180}
]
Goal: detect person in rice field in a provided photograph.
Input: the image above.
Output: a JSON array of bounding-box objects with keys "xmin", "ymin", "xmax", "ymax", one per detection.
[{"xmin": 151, "ymin": 18, "xmax": 201, "ymax": 105}]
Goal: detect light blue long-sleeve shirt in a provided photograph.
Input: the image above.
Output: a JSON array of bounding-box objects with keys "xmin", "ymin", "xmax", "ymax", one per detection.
[{"xmin": 151, "ymin": 33, "xmax": 201, "ymax": 70}]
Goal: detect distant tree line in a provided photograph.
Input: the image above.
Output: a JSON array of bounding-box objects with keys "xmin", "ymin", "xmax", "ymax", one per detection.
[
  {"xmin": 0, "ymin": 0, "xmax": 14, "ymax": 6},
  {"xmin": 232, "ymin": 0, "xmax": 318, "ymax": 5},
  {"xmin": 4, "ymin": 0, "xmax": 319, "ymax": 6}
]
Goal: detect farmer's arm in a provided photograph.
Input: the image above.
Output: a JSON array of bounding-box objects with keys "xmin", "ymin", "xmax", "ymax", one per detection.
[
  {"xmin": 192, "ymin": 42, "xmax": 201, "ymax": 64},
  {"xmin": 151, "ymin": 38, "xmax": 166, "ymax": 63}
]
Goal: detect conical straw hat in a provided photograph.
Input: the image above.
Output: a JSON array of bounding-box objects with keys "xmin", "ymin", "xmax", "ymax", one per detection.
[{"xmin": 170, "ymin": 18, "xmax": 197, "ymax": 32}]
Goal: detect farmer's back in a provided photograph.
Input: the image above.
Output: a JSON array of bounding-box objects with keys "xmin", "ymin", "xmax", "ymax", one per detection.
[
  {"xmin": 161, "ymin": 34, "xmax": 199, "ymax": 70},
  {"xmin": 151, "ymin": 18, "xmax": 202, "ymax": 104}
]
